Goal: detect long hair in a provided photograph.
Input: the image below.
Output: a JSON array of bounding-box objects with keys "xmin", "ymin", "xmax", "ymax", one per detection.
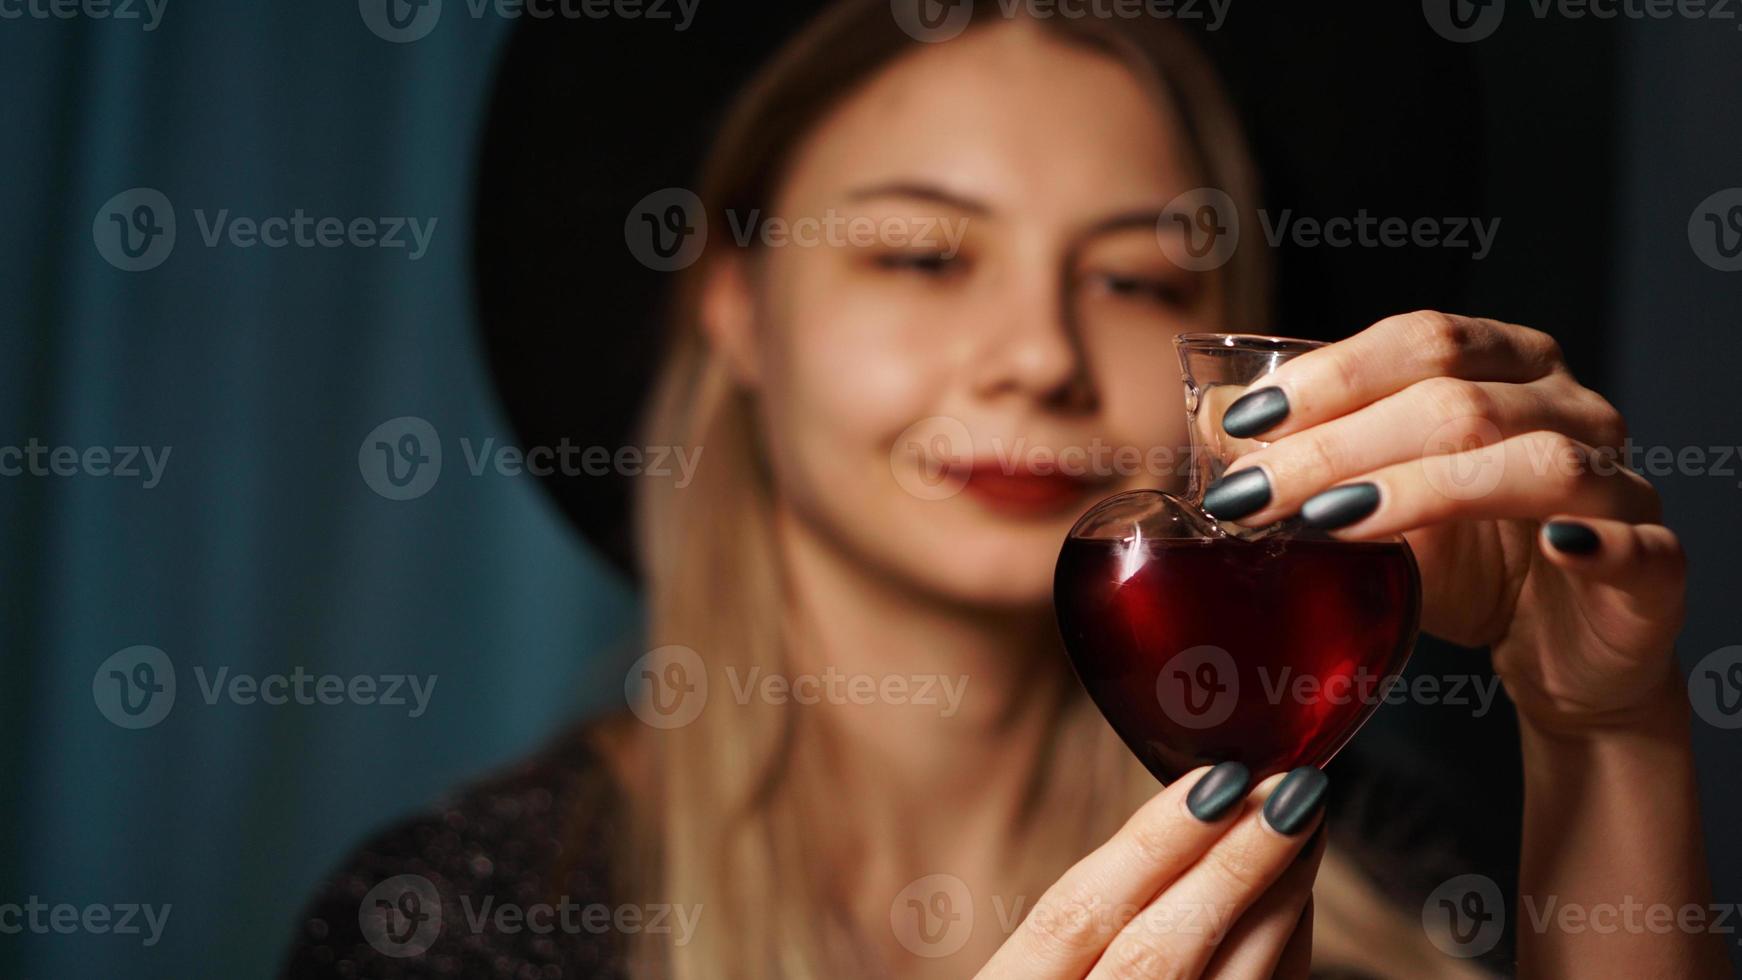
[{"xmin": 625, "ymin": 2, "xmax": 1280, "ymax": 976}]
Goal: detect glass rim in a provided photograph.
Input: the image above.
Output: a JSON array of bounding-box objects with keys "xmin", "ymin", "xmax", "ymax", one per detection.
[{"xmin": 1174, "ymin": 332, "xmax": 1328, "ymax": 354}]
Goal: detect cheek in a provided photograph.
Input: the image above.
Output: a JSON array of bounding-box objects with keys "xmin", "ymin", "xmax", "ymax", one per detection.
[
  {"xmin": 1081, "ymin": 324, "xmax": 1193, "ymax": 470},
  {"xmin": 753, "ymin": 253, "xmax": 955, "ymax": 515}
]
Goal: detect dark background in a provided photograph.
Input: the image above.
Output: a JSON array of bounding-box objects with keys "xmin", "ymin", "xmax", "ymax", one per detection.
[{"xmin": 2, "ymin": 3, "xmax": 1738, "ymax": 976}]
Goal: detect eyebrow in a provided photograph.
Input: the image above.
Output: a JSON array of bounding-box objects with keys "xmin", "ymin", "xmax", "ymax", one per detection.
[
  {"xmin": 1088, "ymin": 209, "xmax": 1171, "ymax": 237},
  {"xmin": 842, "ymin": 183, "xmax": 1181, "ymax": 243},
  {"xmin": 844, "ymin": 182, "xmax": 992, "ymax": 215}
]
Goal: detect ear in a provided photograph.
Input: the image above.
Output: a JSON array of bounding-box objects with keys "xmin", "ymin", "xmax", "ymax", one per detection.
[{"xmin": 699, "ymin": 253, "xmax": 762, "ymax": 388}]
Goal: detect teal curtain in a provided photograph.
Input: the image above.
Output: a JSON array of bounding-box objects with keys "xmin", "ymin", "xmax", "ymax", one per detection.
[{"xmin": 0, "ymin": 5, "xmax": 638, "ymax": 977}]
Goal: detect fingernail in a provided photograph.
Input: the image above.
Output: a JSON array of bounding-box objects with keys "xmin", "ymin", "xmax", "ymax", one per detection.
[
  {"xmin": 1186, "ymin": 761, "xmax": 1251, "ymax": 822},
  {"xmin": 1222, "ymin": 387, "xmax": 1290, "ymax": 438},
  {"xmin": 1202, "ymin": 469, "xmax": 1272, "ymax": 521},
  {"xmin": 1545, "ymin": 521, "xmax": 1600, "ymax": 555},
  {"xmin": 1262, "ymin": 767, "xmax": 1329, "ymax": 836},
  {"xmin": 1300, "ymin": 483, "xmax": 1380, "ymax": 530}
]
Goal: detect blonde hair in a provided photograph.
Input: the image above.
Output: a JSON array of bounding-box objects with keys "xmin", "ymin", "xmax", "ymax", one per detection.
[{"xmin": 619, "ymin": 2, "xmax": 1307, "ymax": 976}]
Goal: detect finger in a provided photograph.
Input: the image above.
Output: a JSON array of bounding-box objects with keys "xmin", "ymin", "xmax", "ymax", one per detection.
[
  {"xmin": 1272, "ymin": 897, "xmax": 1314, "ymax": 980},
  {"xmin": 1087, "ymin": 768, "xmax": 1328, "ymax": 980},
  {"xmin": 1539, "ymin": 518, "xmax": 1688, "ymax": 658},
  {"xmin": 1217, "ymin": 312, "xmax": 1564, "ymax": 441},
  {"xmin": 1205, "ymin": 374, "xmax": 1621, "ymax": 526},
  {"xmin": 983, "ymin": 762, "xmax": 1254, "ymax": 979},
  {"xmin": 1199, "ymin": 827, "xmax": 1326, "ymax": 980},
  {"xmin": 1293, "ymin": 431, "xmax": 1662, "ymax": 539}
]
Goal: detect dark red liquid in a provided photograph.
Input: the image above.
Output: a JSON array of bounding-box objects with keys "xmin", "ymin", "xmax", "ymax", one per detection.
[{"xmin": 1055, "ymin": 535, "xmax": 1420, "ymax": 784}]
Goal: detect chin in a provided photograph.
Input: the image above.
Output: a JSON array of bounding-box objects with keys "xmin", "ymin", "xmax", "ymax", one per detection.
[{"xmin": 902, "ymin": 524, "xmax": 1066, "ymax": 610}]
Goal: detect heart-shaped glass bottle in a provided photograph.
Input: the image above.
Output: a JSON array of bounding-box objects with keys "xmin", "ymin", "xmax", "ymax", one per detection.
[{"xmin": 1054, "ymin": 334, "xmax": 1421, "ymax": 785}]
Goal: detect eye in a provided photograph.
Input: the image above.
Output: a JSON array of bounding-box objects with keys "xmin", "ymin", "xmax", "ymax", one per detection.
[
  {"xmin": 873, "ymin": 251, "xmax": 963, "ymax": 277},
  {"xmin": 1086, "ymin": 272, "xmax": 1195, "ymax": 308}
]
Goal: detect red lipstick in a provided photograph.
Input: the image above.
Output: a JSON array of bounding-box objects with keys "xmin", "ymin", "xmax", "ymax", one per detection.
[{"xmin": 963, "ymin": 460, "xmax": 1110, "ymax": 517}]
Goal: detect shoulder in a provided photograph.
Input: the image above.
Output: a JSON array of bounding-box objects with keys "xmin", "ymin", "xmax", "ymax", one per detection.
[{"xmin": 279, "ymin": 719, "xmax": 636, "ymax": 979}]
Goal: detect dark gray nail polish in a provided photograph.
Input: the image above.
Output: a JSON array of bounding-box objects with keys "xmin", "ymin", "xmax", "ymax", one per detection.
[
  {"xmin": 1222, "ymin": 387, "xmax": 1290, "ymax": 438},
  {"xmin": 1263, "ymin": 767, "xmax": 1329, "ymax": 836},
  {"xmin": 1300, "ymin": 483, "xmax": 1380, "ymax": 530},
  {"xmin": 1186, "ymin": 761, "xmax": 1251, "ymax": 822},
  {"xmin": 1545, "ymin": 521, "xmax": 1600, "ymax": 555},
  {"xmin": 1202, "ymin": 469, "xmax": 1272, "ymax": 521}
]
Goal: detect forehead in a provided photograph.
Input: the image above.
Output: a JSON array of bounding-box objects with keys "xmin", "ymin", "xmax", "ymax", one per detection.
[{"xmin": 778, "ymin": 22, "xmax": 1198, "ymax": 217}]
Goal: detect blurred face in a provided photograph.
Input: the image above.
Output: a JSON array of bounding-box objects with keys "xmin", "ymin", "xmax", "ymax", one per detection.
[{"xmin": 709, "ymin": 22, "xmax": 1223, "ymax": 608}]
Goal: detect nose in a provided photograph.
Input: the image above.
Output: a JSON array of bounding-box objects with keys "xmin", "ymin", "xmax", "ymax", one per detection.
[{"xmin": 967, "ymin": 263, "xmax": 1095, "ymax": 412}]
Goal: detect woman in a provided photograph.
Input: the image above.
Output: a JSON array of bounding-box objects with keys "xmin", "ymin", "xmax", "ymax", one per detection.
[{"xmin": 284, "ymin": 1, "xmax": 1724, "ymax": 976}]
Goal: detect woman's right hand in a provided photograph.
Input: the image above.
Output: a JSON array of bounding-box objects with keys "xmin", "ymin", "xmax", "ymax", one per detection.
[{"xmin": 978, "ymin": 764, "xmax": 1329, "ymax": 980}]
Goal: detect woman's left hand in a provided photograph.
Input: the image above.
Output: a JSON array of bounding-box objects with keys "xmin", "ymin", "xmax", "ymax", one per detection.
[{"xmin": 1202, "ymin": 311, "xmax": 1686, "ymax": 733}]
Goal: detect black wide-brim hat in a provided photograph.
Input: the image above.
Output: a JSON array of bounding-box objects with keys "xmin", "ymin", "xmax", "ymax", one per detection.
[{"xmin": 470, "ymin": 5, "xmax": 1486, "ymax": 579}]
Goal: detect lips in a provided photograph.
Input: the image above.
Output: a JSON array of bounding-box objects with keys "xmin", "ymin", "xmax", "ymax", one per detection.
[{"xmin": 963, "ymin": 460, "xmax": 1113, "ymax": 517}]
